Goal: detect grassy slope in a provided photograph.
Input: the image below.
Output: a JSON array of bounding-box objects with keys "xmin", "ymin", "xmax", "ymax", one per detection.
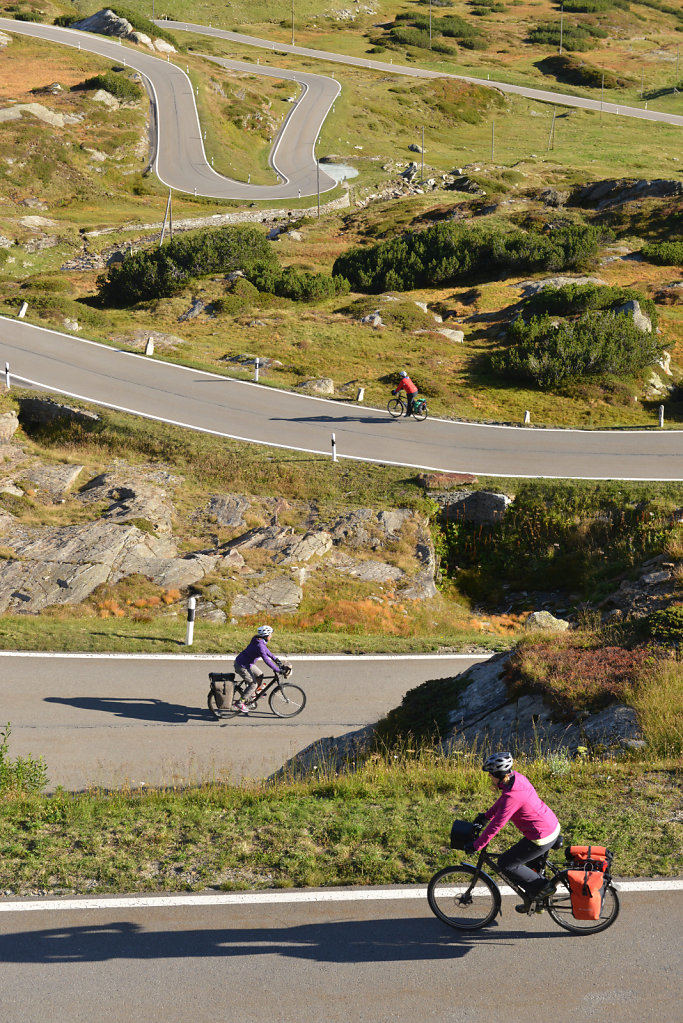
[{"xmin": 0, "ymin": 753, "xmax": 680, "ymax": 894}]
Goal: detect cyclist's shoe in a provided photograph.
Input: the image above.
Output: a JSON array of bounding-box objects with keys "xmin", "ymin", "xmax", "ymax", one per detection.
[
  {"xmin": 534, "ymin": 880, "xmax": 556, "ymax": 900},
  {"xmin": 238, "ymin": 702, "xmax": 250, "ymax": 714},
  {"xmin": 515, "ymin": 901, "xmax": 546, "ymax": 915}
]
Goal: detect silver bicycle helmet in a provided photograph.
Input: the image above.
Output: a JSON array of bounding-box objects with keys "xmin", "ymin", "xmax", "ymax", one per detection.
[
  {"xmin": 257, "ymin": 624, "xmax": 274, "ymax": 637},
  {"xmin": 482, "ymin": 752, "xmax": 513, "ymax": 775}
]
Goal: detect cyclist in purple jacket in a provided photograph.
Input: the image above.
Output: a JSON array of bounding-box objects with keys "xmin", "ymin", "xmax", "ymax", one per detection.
[
  {"xmin": 470, "ymin": 753, "xmax": 560, "ymax": 907},
  {"xmin": 233, "ymin": 625, "xmax": 287, "ymax": 714}
]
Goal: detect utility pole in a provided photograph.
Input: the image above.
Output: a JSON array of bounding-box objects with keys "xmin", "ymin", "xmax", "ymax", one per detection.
[
  {"xmin": 291, "ymin": 0, "xmax": 294, "ymax": 46},
  {"xmin": 429, "ymin": 0, "xmax": 432, "ymax": 49},
  {"xmin": 601, "ymin": 72, "xmax": 604, "ymax": 122},
  {"xmin": 421, "ymin": 125, "xmax": 425, "ymax": 180},
  {"xmin": 640, "ymin": 69, "xmax": 644, "ymax": 100},
  {"xmin": 491, "ymin": 120, "xmax": 495, "ymax": 161},
  {"xmin": 317, "ymin": 158, "xmax": 320, "ymax": 218},
  {"xmin": 559, "ymin": 3, "xmax": 564, "ymax": 55}
]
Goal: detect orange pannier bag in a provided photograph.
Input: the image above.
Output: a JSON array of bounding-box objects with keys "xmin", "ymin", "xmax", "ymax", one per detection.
[{"xmin": 565, "ymin": 845, "xmax": 613, "ymax": 921}]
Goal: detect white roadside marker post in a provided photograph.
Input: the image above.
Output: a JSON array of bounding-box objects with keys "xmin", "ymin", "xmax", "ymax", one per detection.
[{"xmin": 185, "ymin": 596, "xmax": 196, "ymax": 646}]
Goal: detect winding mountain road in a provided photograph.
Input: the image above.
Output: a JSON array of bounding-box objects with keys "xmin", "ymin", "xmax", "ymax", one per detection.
[
  {"xmin": 1, "ymin": 17, "xmax": 681, "ymax": 477},
  {"xmin": 1, "ymin": 317, "xmax": 681, "ymax": 479}
]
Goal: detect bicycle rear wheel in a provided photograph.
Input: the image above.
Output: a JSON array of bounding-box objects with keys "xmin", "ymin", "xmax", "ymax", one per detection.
[
  {"xmin": 411, "ymin": 400, "xmax": 428, "ymax": 422},
  {"xmin": 207, "ymin": 690, "xmax": 239, "ymax": 719},
  {"xmin": 427, "ymin": 865, "xmax": 500, "ymax": 930},
  {"xmin": 387, "ymin": 398, "xmax": 404, "ymax": 419},
  {"xmin": 546, "ymin": 877, "xmax": 620, "ymax": 934},
  {"xmin": 269, "ymin": 683, "xmax": 306, "ymax": 718}
]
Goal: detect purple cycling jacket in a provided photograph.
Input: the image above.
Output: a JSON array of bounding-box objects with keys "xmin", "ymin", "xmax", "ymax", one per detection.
[
  {"xmin": 234, "ymin": 635, "xmax": 280, "ymax": 672},
  {"xmin": 473, "ymin": 771, "xmax": 559, "ymax": 851}
]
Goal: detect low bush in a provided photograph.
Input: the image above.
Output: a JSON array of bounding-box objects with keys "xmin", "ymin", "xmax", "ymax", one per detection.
[
  {"xmin": 641, "ymin": 241, "xmax": 683, "ymax": 267},
  {"xmin": 436, "ymin": 480, "xmax": 681, "ymax": 604},
  {"xmin": 645, "ymin": 605, "xmax": 683, "ymax": 644},
  {"xmin": 492, "ymin": 310, "xmax": 662, "ymax": 388},
  {"xmin": 0, "ymin": 722, "xmax": 47, "ymax": 794},
  {"xmin": 506, "ymin": 636, "xmax": 652, "ymax": 715},
  {"xmin": 246, "ymin": 264, "xmax": 349, "ymax": 302},
  {"xmin": 77, "ymin": 70, "xmax": 142, "ymax": 104},
  {"xmin": 97, "ymin": 226, "xmax": 277, "ymax": 306},
  {"xmin": 523, "ymin": 282, "xmax": 658, "ymax": 327},
  {"xmin": 535, "ymin": 54, "xmax": 627, "ymax": 89},
  {"xmin": 332, "ymin": 221, "xmax": 604, "ymax": 293},
  {"xmin": 527, "ymin": 22, "xmax": 606, "ymax": 50}
]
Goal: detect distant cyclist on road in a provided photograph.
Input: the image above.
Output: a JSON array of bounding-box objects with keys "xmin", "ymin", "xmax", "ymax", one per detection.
[
  {"xmin": 233, "ymin": 625, "xmax": 289, "ymax": 714},
  {"xmin": 469, "ymin": 753, "xmax": 560, "ymax": 907},
  {"xmin": 392, "ymin": 370, "xmax": 418, "ymax": 418}
]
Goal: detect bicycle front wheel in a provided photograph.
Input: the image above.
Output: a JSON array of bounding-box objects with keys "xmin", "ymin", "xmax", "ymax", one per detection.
[
  {"xmin": 269, "ymin": 683, "xmax": 307, "ymax": 718},
  {"xmin": 411, "ymin": 401, "xmax": 428, "ymax": 422},
  {"xmin": 427, "ymin": 865, "xmax": 500, "ymax": 931},
  {"xmin": 546, "ymin": 878, "xmax": 620, "ymax": 935},
  {"xmin": 387, "ymin": 398, "xmax": 404, "ymax": 419}
]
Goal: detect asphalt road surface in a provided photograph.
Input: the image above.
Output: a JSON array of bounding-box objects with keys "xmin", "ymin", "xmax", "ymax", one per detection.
[
  {"xmin": 0, "ymin": 887, "xmax": 680, "ymax": 1022},
  {"xmin": 1, "ymin": 317, "xmax": 681, "ymax": 479},
  {"xmin": 0, "ymin": 17, "xmax": 339, "ymax": 199},
  {"xmin": 1, "ymin": 653, "xmax": 488, "ymax": 790}
]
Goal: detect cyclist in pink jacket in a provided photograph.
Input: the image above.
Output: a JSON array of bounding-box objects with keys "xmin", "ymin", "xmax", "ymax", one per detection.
[{"xmin": 470, "ymin": 753, "xmax": 560, "ymax": 904}]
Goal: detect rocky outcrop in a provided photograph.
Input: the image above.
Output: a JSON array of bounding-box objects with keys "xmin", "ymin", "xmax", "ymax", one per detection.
[
  {"xmin": 0, "ymin": 412, "xmax": 19, "ymax": 444},
  {"xmin": 69, "ymin": 9, "xmax": 176, "ymax": 52},
  {"xmin": 443, "ymin": 654, "xmax": 641, "ymax": 755},
  {"xmin": 614, "ymin": 298, "xmax": 652, "ymax": 333},
  {"xmin": 570, "ymin": 178, "xmax": 683, "ymax": 210},
  {"xmin": 434, "ymin": 490, "xmax": 512, "ymax": 525},
  {"xmin": 231, "ymin": 575, "xmax": 303, "ymax": 617},
  {"xmin": 525, "ymin": 610, "xmax": 570, "ymax": 632},
  {"xmin": 517, "ymin": 275, "xmax": 607, "ymax": 297},
  {"xmin": 19, "ymin": 397, "xmax": 99, "ymax": 427}
]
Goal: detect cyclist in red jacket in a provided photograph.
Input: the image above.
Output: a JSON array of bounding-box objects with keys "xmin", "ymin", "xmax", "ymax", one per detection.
[{"xmin": 393, "ymin": 370, "xmax": 418, "ymax": 417}]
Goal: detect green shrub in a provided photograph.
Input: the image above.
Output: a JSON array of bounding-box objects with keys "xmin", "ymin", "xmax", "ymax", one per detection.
[
  {"xmin": 0, "ymin": 723, "xmax": 47, "ymax": 794},
  {"xmin": 561, "ymin": 0, "xmax": 628, "ymax": 10},
  {"xmin": 535, "ymin": 54, "xmax": 626, "ymax": 89},
  {"xmin": 53, "ymin": 13, "xmax": 76, "ymax": 26},
  {"xmin": 646, "ymin": 606, "xmax": 683, "ymax": 644},
  {"xmin": 77, "ymin": 70, "xmax": 142, "ymax": 104},
  {"xmin": 527, "ymin": 22, "xmax": 606, "ymax": 50},
  {"xmin": 247, "ymin": 264, "xmax": 349, "ymax": 301},
  {"xmin": 436, "ymin": 481, "xmax": 680, "ymax": 604},
  {"xmin": 523, "ymin": 282, "xmax": 658, "ymax": 327},
  {"xmin": 641, "ymin": 241, "xmax": 683, "ymax": 267},
  {"xmin": 14, "ymin": 10, "xmax": 43, "ymax": 21},
  {"xmin": 332, "ymin": 221, "xmax": 604, "ymax": 293},
  {"xmin": 97, "ymin": 226, "xmax": 277, "ymax": 306},
  {"xmin": 492, "ymin": 310, "xmax": 662, "ymax": 388}
]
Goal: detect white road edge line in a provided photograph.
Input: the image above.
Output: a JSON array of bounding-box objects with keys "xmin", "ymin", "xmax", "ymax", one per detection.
[{"xmin": 0, "ymin": 880, "xmax": 680, "ymax": 913}]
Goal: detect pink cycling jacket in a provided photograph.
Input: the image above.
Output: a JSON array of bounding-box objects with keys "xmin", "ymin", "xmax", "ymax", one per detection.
[{"xmin": 473, "ymin": 771, "xmax": 559, "ymax": 851}]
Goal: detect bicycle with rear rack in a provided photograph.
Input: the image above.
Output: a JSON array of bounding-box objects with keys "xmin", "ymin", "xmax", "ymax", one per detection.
[
  {"xmin": 207, "ymin": 667, "xmax": 306, "ymax": 720},
  {"xmin": 387, "ymin": 393, "xmax": 428, "ymax": 422},
  {"xmin": 427, "ymin": 820, "xmax": 620, "ymax": 935}
]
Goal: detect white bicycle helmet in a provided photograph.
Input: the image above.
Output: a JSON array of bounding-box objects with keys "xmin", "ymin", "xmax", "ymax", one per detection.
[
  {"xmin": 257, "ymin": 624, "xmax": 274, "ymax": 637},
  {"xmin": 482, "ymin": 752, "xmax": 513, "ymax": 775},
  {"xmin": 399, "ymin": 370, "xmax": 408, "ymax": 378}
]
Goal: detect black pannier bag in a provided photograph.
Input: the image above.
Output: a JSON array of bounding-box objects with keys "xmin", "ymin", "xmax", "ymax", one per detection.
[{"xmin": 450, "ymin": 819, "xmax": 475, "ymax": 850}]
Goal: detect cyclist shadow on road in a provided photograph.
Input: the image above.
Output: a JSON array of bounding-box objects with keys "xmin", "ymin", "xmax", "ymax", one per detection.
[
  {"xmin": 269, "ymin": 413, "xmax": 394, "ymax": 425},
  {"xmin": 0, "ymin": 916, "xmax": 566, "ymax": 965},
  {"xmin": 43, "ymin": 696, "xmax": 207, "ymax": 724}
]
